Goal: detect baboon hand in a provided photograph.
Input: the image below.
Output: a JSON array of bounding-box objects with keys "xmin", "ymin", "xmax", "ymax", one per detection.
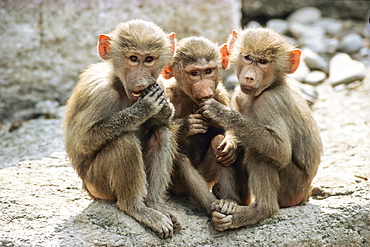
[
  {"xmin": 212, "ymin": 211, "xmax": 233, "ymax": 232},
  {"xmin": 142, "ymin": 83, "xmax": 173, "ymax": 122},
  {"xmin": 216, "ymin": 135, "xmax": 238, "ymax": 166},
  {"xmin": 211, "ymin": 199, "xmax": 238, "ymax": 215},
  {"xmin": 199, "ymin": 98, "xmax": 226, "ymax": 127},
  {"xmin": 186, "ymin": 110, "xmax": 209, "ymax": 136},
  {"xmin": 135, "ymin": 83, "xmax": 166, "ymax": 119}
]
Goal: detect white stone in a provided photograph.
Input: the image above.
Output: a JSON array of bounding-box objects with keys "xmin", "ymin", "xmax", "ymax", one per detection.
[
  {"xmin": 329, "ymin": 53, "xmax": 366, "ymax": 86},
  {"xmin": 340, "ymin": 33, "xmax": 364, "ymax": 54},
  {"xmin": 266, "ymin": 19, "xmax": 289, "ymax": 35},
  {"xmin": 302, "ymin": 47, "xmax": 328, "ymax": 72},
  {"xmin": 287, "ymin": 7, "xmax": 322, "ymax": 25},
  {"xmin": 303, "ymin": 71, "xmax": 327, "ymax": 85},
  {"xmin": 324, "ymin": 38, "xmax": 340, "ymax": 54},
  {"xmin": 299, "ymin": 37, "xmax": 326, "ymax": 54},
  {"xmin": 316, "ymin": 18, "xmax": 343, "ymax": 36}
]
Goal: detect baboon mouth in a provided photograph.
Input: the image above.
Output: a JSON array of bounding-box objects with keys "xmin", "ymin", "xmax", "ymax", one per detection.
[
  {"xmin": 243, "ymin": 85, "xmax": 255, "ymax": 90},
  {"xmin": 131, "ymin": 91, "xmax": 141, "ymax": 98}
]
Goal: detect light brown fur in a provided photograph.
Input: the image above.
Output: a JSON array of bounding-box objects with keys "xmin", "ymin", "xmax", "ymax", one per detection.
[
  {"xmin": 63, "ymin": 19, "xmax": 182, "ymax": 238},
  {"xmin": 161, "ymin": 37, "xmax": 240, "ymax": 214},
  {"xmin": 200, "ymin": 28, "xmax": 323, "ymax": 230}
]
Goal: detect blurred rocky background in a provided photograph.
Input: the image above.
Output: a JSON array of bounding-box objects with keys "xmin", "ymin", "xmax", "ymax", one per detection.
[
  {"xmin": 0, "ymin": 0, "xmax": 369, "ymax": 124},
  {"xmin": 0, "ymin": 1, "xmax": 369, "ymax": 246}
]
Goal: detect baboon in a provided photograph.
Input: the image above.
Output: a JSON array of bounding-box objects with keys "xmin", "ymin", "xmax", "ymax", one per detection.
[
  {"xmin": 160, "ymin": 36, "xmax": 240, "ymax": 214},
  {"xmin": 199, "ymin": 28, "xmax": 323, "ymax": 230},
  {"xmin": 63, "ymin": 19, "xmax": 182, "ymax": 238}
]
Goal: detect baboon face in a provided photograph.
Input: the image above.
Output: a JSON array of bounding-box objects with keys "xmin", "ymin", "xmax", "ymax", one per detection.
[{"xmin": 98, "ymin": 20, "xmax": 173, "ymax": 102}]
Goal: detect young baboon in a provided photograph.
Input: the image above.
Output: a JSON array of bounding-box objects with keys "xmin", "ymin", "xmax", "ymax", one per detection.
[
  {"xmin": 63, "ymin": 19, "xmax": 182, "ymax": 238},
  {"xmin": 199, "ymin": 28, "xmax": 323, "ymax": 230},
  {"xmin": 160, "ymin": 36, "xmax": 241, "ymax": 214}
]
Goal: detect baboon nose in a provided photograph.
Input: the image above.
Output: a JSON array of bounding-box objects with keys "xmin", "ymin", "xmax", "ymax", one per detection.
[
  {"xmin": 244, "ymin": 71, "xmax": 255, "ymax": 82},
  {"xmin": 200, "ymin": 92, "xmax": 214, "ymax": 100}
]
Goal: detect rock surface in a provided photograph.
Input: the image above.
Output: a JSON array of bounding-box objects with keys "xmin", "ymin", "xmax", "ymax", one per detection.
[{"xmin": 0, "ymin": 69, "xmax": 369, "ymax": 246}]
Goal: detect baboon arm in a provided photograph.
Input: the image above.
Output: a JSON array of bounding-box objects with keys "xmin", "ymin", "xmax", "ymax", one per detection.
[
  {"xmin": 78, "ymin": 106, "xmax": 150, "ymax": 155},
  {"xmin": 227, "ymin": 111, "xmax": 291, "ymax": 166},
  {"xmin": 200, "ymin": 99, "xmax": 292, "ymax": 167}
]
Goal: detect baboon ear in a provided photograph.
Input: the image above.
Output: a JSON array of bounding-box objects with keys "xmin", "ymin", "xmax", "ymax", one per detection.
[
  {"xmin": 98, "ymin": 34, "xmax": 111, "ymax": 60},
  {"xmin": 288, "ymin": 49, "xmax": 301, "ymax": 74},
  {"xmin": 220, "ymin": 44, "xmax": 230, "ymax": 70},
  {"xmin": 168, "ymin": 32, "xmax": 176, "ymax": 56},
  {"xmin": 161, "ymin": 65, "xmax": 173, "ymax": 80},
  {"xmin": 228, "ymin": 30, "xmax": 238, "ymax": 53}
]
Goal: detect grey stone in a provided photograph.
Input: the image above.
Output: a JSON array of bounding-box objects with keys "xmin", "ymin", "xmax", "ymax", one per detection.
[
  {"xmin": 301, "ymin": 48, "xmax": 329, "ymax": 72},
  {"xmin": 303, "ymin": 71, "xmax": 327, "ymax": 86},
  {"xmin": 324, "ymin": 37, "xmax": 340, "ymax": 54},
  {"xmin": 266, "ymin": 19, "xmax": 289, "ymax": 35},
  {"xmin": 287, "ymin": 7, "xmax": 322, "ymax": 25},
  {"xmin": 340, "ymin": 33, "xmax": 364, "ymax": 54},
  {"xmin": 289, "ymin": 22, "xmax": 325, "ymax": 39},
  {"xmin": 316, "ymin": 18, "xmax": 343, "ymax": 36},
  {"xmin": 329, "ymin": 53, "xmax": 366, "ymax": 86},
  {"xmin": 299, "ymin": 37, "xmax": 326, "ymax": 54},
  {"xmin": 245, "ymin": 20, "xmax": 261, "ymax": 28},
  {"xmin": 241, "ymin": 0, "xmax": 369, "ymax": 20},
  {"xmin": 224, "ymin": 73, "xmax": 238, "ymax": 91}
]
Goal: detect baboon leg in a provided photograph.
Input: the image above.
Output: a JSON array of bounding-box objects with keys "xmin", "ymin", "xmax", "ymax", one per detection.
[
  {"xmin": 212, "ymin": 160, "xmax": 279, "ymax": 231},
  {"xmin": 175, "ymin": 153, "xmax": 217, "ymax": 215},
  {"xmin": 143, "ymin": 126, "xmax": 182, "ymax": 231}
]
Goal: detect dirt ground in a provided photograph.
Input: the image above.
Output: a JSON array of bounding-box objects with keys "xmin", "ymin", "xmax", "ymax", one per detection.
[{"xmin": 0, "ymin": 69, "xmax": 369, "ymax": 246}]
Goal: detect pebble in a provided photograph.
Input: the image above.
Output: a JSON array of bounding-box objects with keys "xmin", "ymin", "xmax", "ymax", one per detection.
[
  {"xmin": 224, "ymin": 73, "xmax": 238, "ymax": 91},
  {"xmin": 324, "ymin": 38, "xmax": 340, "ymax": 54},
  {"xmin": 340, "ymin": 33, "xmax": 364, "ymax": 54},
  {"xmin": 316, "ymin": 18, "xmax": 343, "ymax": 36},
  {"xmin": 266, "ymin": 19, "xmax": 289, "ymax": 35},
  {"xmin": 289, "ymin": 22, "xmax": 324, "ymax": 38},
  {"xmin": 303, "ymin": 71, "xmax": 327, "ymax": 86},
  {"xmin": 302, "ymin": 47, "xmax": 328, "ymax": 72},
  {"xmin": 300, "ymin": 36, "xmax": 326, "ymax": 54},
  {"xmin": 287, "ymin": 7, "xmax": 322, "ymax": 25},
  {"xmin": 329, "ymin": 53, "xmax": 366, "ymax": 86}
]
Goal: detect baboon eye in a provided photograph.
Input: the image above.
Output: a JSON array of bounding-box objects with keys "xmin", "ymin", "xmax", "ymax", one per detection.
[
  {"xmin": 259, "ymin": 59, "xmax": 268, "ymax": 64},
  {"xmin": 190, "ymin": 71, "xmax": 199, "ymax": 76},
  {"xmin": 145, "ymin": 56, "xmax": 154, "ymax": 63},
  {"xmin": 205, "ymin": 68, "xmax": 213, "ymax": 74},
  {"xmin": 245, "ymin": 55, "xmax": 253, "ymax": 61},
  {"xmin": 129, "ymin": 56, "xmax": 138, "ymax": 62},
  {"xmin": 243, "ymin": 55, "xmax": 253, "ymax": 64}
]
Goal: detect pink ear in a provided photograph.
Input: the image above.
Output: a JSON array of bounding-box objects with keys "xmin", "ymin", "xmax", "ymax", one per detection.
[
  {"xmin": 168, "ymin": 32, "xmax": 176, "ymax": 56},
  {"xmin": 98, "ymin": 34, "xmax": 111, "ymax": 60},
  {"xmin": 288, "ymin": 49, "xmax": 301, "ymax": 74},
  {"xmin": 228, "ymin": 30, "xmax": 238, "ymax": 52},
  {"xmin": 161, "ymin": 65, "xmax": 173, "ymax": 80},
  {"xmin": 220, "ymin": 44, "xmax": 230, "ymax": 70}
]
